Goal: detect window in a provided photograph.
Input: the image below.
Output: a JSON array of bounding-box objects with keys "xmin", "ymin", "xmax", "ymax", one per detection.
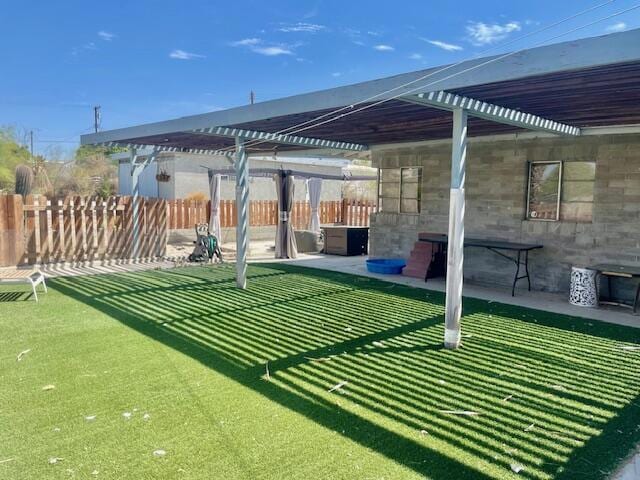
[
  {"xmin": 526, "ymin": 161, "xmax": 595, "ymax": 222},
  {"xmin": 561, "ymin": 162, "xmax": 595, "ymax": 222},
  {"xmin": 400, "ymin": 167, "xmax": 421, "ymax": 213},
  {"xmin": 527, "ymin": 162, "xmax": 562, "ymax": 221},
  {"xmin": 378, "ymin": 167, "xmax": 422, "ymax": 214}
]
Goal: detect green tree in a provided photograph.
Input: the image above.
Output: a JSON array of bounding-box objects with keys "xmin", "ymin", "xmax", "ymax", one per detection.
[{"xmin": 50, "ymin": 144, "xmax": 123, "ymax": 197}]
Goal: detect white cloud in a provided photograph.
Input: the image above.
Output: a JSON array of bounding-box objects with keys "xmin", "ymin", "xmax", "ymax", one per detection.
[
  {"xmin": 606, "ymin": 22, "xmax": 627, "ymax": 33},
  {"xmin": 466, "ymin": 21, "xmax": 521, "ymax": 46},
  {"xmin": 98, "ymin": 30, "xmax": 116, "ymax": 41},
  {"xmin": 169, "ymin": 49, "xmax": 205, "ymax": 60},
  {"xmin": 231, "ymin": 38, "xmax": 296, "ymax": 56},
  {"xmin": 231, "ymin": 38, "xmax": 261, "ymax": 46},
  {"xmin": 409, "ymin": 53, "xmax": 423, "ymax": 60},
  {"xmin": 331, "ymin": 72, "xmax": 342, "ymax": 77},
  {"xmin": 278, "ymin": 22, "xmax": 325, "ymax": 33},
  {"xmin": 252, "ymin": 46, "xmax": 293, "ymax": 56},
  {"xmin": 423, "ymin": 39, "xmax": 463, "ymax": 52},
  {"xmin": 373, "ymin": 44, "xmax": 394, "ymax": 52}
]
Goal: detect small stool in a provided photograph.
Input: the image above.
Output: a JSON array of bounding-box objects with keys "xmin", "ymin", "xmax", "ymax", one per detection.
[{"xmin": 569, "ymin": 267, "xmax": 598, "ymax": 307}]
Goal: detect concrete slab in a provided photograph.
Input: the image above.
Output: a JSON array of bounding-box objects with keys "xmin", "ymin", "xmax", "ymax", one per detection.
[{"xmin": 612, "ymin": 449, "xmax": 640, "ymax": 480}]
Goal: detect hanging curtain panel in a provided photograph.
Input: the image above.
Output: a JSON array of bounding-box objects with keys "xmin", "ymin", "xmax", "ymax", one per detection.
[
  {"xmin": 274, "ymin": 172, "xmax": 298, "ymax": 259},
  {"xmin": 208, "ymin": 172, "xmax": 222, "ymax": 241},
  {"xmin": 307, "ymin": 177, "xmax": 323, "ymax": 233}
]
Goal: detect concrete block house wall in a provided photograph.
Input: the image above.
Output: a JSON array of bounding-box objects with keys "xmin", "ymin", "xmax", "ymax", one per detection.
[{"xmin": 370, "ymin": 132, "xmax": 640, "ymax": 295}]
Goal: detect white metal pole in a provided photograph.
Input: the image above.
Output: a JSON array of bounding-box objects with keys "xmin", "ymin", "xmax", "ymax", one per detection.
[
  {"xmin": 130, "ymin": 148, "xmax": 141, "ymax": 260},
  {"xmin": 131, "ymin": 149, "xmax": 157, "ymax": 260},
  {"xmin": 444, "ymin": 108, "xmax": 467, "ymax": 349},
  {"xmin": 235, "ymin": 136, "xmax": 249, "ymax": 289}
]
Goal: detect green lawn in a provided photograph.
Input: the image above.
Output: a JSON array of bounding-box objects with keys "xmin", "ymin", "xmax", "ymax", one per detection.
[{"xmin": 1, "ymin": 264, "xmax": 639, "ymax": 480}]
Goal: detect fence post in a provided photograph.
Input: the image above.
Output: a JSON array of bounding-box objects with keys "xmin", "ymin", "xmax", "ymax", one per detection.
[{"xmin": 0, "ymin": 195, "xmax": 24, "ymax": 266}]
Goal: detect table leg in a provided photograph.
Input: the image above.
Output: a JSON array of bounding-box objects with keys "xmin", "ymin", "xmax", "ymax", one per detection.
[
  {"xmin": 525, "ymin": 250, "xmax": 531, "ymax": 291},
  {"xmin": 511, "ymin": 250, "xmax": 521, "ymax": 297}
]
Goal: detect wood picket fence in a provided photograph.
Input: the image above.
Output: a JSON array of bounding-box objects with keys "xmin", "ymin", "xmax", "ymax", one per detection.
[
  {"xmin": 166, "ymin": 198, "xmax": 376, "ymax": 230},
  {"xmin": 0, "ymin": 194, "xmax": 376, "ymax": 267},
  {"xmin": 0, "ymin": 194, "xmax": 167, "ymax": 266}
]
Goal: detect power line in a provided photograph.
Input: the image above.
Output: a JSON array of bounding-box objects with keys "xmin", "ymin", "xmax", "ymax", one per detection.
[{"xmin": 216, "ymin": 0, "xmax": 637, "ymax": 154}]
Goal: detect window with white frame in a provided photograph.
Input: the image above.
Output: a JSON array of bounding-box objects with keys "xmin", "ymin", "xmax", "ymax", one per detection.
[
  {"xmin": 526, "ymin": 161, "xmax": 595, "ymax": 222},
  {"xmin": 378, "ymin": 167, "xmax": 422, "ymax": 214}
]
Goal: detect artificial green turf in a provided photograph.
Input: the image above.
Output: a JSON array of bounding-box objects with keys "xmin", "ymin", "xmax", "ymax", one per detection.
[{"xmin": 0, "ymin": 264, "xmax": 639, "ymax": 479}]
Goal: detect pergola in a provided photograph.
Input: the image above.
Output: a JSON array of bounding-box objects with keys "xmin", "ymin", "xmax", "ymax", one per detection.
[{"xmin": 81, "ymin": 29, "xmax": 640, "ymax": 349}]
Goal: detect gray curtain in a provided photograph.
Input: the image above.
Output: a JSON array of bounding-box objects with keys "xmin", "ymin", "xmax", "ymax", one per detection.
[
  {"xmin": 208, "ymin": 172, "xmax": 222, "ymax": 241},
  {"xmin": 307, "ymin": 177, "xmax": 322, "ymax": 233},
  {"xmin": 274, "ymin": 172, "xmax": 298, "ymax": 259}
]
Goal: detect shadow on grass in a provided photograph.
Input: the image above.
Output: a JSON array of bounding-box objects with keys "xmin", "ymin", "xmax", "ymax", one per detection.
[
  {"xmin": 49, "ymin": 263, "xmax": 640, "ymax": 480},
  {"xmin": 0, "ymin": 291, "xmax": 31, "ymax": 302}
]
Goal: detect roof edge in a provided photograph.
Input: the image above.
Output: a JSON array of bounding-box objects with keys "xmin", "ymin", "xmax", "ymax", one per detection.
[{"xmin": 82, "ymin": 28, "xmax": 640, "ymax": 146}]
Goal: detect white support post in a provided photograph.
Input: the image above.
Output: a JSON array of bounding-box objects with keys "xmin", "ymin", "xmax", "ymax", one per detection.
[
  {"xmin": 235, "ymin": 136, "xmax": 249, "ymax": 289},
  {"xmin": 131, "ymin": 148, "xmax": 157, "ymax": 260},
  {"xmin": 444, "ymin": 108, "xmax": 467, "ymax": 349},
  {"xmin": 130, "ymin": 148, "xmax": 141, "ymax": 260}
]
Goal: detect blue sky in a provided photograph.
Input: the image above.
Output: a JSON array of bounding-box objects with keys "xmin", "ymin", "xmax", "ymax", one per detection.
[{"xmin": 1, "ymin": 0, "xmax": 638, "ymax": 157}]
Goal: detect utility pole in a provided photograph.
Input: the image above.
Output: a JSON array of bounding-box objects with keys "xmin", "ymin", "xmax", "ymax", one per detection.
[
  {"xmin": 249, "ymin": 91, "xmax": 255, "ymax": 105},
  {"xmin": 94, "ymin": 106, "xmax": 101, "ymax": 133}
]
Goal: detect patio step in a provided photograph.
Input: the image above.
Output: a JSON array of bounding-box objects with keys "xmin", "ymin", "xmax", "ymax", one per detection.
[{"xmin": 403, "ymin": 237, "xmax": 434, "ymax": 279}]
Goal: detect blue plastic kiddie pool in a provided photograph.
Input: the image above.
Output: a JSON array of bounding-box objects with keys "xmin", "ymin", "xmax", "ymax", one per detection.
[{"xmin": 366, "ymin": 258, "xmax": 406, "ymax": 274}]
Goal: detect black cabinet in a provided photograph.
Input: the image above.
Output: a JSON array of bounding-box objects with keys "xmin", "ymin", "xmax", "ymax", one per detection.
[{"xmin": 323, "ymin": 226, "xmax": 369, "ymax": 256}]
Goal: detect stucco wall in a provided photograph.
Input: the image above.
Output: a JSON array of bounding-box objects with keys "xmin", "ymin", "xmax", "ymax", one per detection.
[
  {"xmin": 120, "ymin": 153, "xmax": 346, "ymax": 202},
  {"xmin": 370, "ymin": 133, "xmax": 640, "ymax": 296}
]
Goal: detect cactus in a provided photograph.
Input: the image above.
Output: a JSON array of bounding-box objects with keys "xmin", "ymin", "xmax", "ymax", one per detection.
[{"xmin": 15, "ymin": 164, "xmax": 34, "ymax": 197}]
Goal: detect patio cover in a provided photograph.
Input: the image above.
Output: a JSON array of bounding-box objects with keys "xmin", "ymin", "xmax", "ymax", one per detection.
[{"xmin": 81, "ymin": 29, "xmax": 640, "ymax": 348}]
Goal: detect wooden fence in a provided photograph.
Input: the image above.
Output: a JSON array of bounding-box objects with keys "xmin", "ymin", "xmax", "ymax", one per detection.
[
  {"xmin": 0, "ymin": 194, "xmax": 167, "ymax": 267},
  {"xmin": 166, "ymin": 199, "xmax": 376, "ymax": 230},
  {"xmin": 0, "ymin": 194, "xmax": 376, "ymax": 267}
]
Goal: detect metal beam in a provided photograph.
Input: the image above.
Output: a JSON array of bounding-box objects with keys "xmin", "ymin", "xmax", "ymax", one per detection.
[
  {"xmin": 235, "ymin": 136, "xmax": 249, "ymax": 289},
  {"xmin": 191, "ymin": 127, "xmax": 368, "ymax": 152},
  {"xmin": 444, "ymin": 108, "xmax": 467, "ymax": 350},
  {"xmin": 104, "ymin": 141, "xmax": 235, "ymax": 157},
  {"xmin": 202, "ymin": 167, "xmax": 376, "ymax": 182},
  {"xmin": 402, "ymin": 91, "xmax": 581, "ymax": 136}
]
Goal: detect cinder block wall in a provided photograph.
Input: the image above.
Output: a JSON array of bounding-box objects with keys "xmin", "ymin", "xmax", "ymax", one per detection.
[{"xmin": 370, "ymin": 133, "xmax": 640, "ymax": 294}]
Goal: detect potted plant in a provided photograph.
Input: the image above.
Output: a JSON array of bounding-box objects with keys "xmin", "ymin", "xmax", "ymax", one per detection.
[{"xmin": 156, "ymin": 169, "xmax": 171, "ymax": 182}]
